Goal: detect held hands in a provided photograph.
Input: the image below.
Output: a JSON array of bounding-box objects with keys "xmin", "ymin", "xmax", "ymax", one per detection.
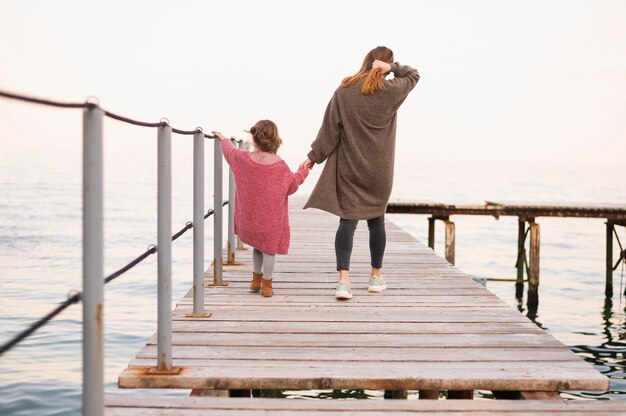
[
  {"xmin": 372, "ymin": 60, "xmax": 392, "ymax": 72},
  {"xmin": 299, "ymin": 158, "xmax": 314, "ymax": 171},
  {"xmin": 212, "ymin": 131, "xmax": 226, "ymax": 141}
]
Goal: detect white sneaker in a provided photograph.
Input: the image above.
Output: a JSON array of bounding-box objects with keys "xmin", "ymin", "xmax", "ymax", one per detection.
[
  {"xmin": 335, "ymin": 282, "xmax": 353, "ymax": 299},
  {"xmin": 368, "ymin": 275, "xmax": 387, "ymax": 293}
]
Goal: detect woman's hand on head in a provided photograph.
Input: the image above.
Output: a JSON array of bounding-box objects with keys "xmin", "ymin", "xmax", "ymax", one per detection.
[
  {"xmin": 372, "ymin": 60, "xmax": 392, "ymax": 72},
  {"xmin": 212, "ymin": 131, "xmax": 226, "ymax": 141}
]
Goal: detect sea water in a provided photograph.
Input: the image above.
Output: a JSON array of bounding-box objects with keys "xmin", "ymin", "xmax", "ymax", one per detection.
[{"xmin": 0, "ymin": 141, "xmax": 624, "ymax": 415}]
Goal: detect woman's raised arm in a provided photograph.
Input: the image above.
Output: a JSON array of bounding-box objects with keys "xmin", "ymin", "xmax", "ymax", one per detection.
[{"xmin": 388, "ymin": 63, "xmax": 420, "ymax": 99}]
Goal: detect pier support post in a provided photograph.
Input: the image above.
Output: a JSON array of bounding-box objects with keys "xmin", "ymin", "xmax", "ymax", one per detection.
[
  {"xmin": 229, "ymin": 389, "xmax": 252, "ymax": 397},
  {"xmin": 192, "ymin": 130, "xmax": 207, "ymax": 316},
  {"xmin": 226, "ymin": 138, "xmax": 237, "ymax": 264},
  {"xmin": 190, "ymin": 389, "xmax": 228, "ymax": 397},
  {"xmin": 427, "ymin": 217, "xmax": 435, "ymax": 250},
  {"xmin": 213, "ymin": 137, "xmax": 224, "ymax": 285},
  {"xmin": 515, "ymin": 219, "xmax": 526, "ymax": 299},
  {"xmin": 258, "ymin": 389, "xmax": 282, "ymax": 398},
  {"xmin": 384, "ymin": 390, "xmax": 408, "ymax": 399},
  {"xmin": 520, "ymin": 391, "xmax": 561, "ymax": 400},
  {"xmin": 606, "ymin": 221, "xmax": 613, "ymax": 298},
  {"xmin": 448, "ymin": 390, "xmax": 473, "ymax": 399},
  {"xmin": 419, "ymin": 390, "xmax": 439, "ymax": 400},
  {"xmin": 528, "ymin": 221, "xmax": 540, "ymax": 307},
  {"xmin": 82, "ymin": 106, "xmax": 104, "ymax": 416},
  {"xmin": 492, "ymin": 391, "xmax": 521, "ymax": 399},
  {"xmin": 157, "ymin": 124, "xmax": 173, "ymax": 370},
  {"xmin": 444, "ymin": 219, "xmax": 455, "ymax": 265}
]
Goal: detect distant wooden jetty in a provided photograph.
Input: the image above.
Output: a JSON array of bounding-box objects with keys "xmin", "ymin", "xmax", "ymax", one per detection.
[
  {"xmin": 110, "ymin": 203, "xmax": 611, "ymax": 413},
  {"xmin": 387, "ymin": 200, "xmax": 626, "ymax": 301}
]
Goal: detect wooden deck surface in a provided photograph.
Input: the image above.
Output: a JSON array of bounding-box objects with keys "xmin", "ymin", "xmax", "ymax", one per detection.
[
  {"xmin": 106, "ymin": 395, "xmax": 625, "ymax": 415},
  {"xmin": 117, "ymin": 204, "xmax": 609, "ymax": 393}
]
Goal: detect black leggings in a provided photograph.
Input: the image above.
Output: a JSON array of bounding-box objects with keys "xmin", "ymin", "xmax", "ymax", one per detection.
[{"xmin": 335, "ymin": 216, "xmax": 386, "ymax": 271}]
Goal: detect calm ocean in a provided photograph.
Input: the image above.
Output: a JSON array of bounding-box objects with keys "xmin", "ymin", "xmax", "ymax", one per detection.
[{"xmin": 0, "ymin": 142, "xmax": 624, "ymax": 414}]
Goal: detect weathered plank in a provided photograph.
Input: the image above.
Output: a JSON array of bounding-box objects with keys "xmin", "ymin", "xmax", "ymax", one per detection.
[
  {"xmin": 106, "ymin": 395, "xmax": 626, "ymax": 415},
  {"xmin": 119, "ymin": 362, "xmax": 607, "ymax": 390},
  {"xmin": 165, "ymin": 320, "xmax": 546, "ymax": 334},
  {"xmin": 145, "ymin": 333, "xmax": 565, "ymax": 348},
  {"xmin": 134, "ymin": 346, "xmax": 580, "ymax": 362}
]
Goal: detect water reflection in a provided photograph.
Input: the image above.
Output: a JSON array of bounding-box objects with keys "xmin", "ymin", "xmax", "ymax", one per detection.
[
  {"xmin": 516, "ymin": 295, "xmax": 544, "ymax": 330},
  {"xmin": 567, "ymin": 298, "xmax": 626, "ymax": 399}
]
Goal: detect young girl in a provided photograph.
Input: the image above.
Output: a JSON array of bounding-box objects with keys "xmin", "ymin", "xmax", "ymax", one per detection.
[{"xmin": 213, "ymin": 120, "xmax": 309, "ymax": 297}]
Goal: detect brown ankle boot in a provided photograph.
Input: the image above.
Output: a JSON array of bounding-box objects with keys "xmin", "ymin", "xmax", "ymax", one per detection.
[
  {"xmin": 261, "ymin": 279, "xmax": 273, "ymax": 297},
  {"xmin": 250, "ymin": 272, "xmax": 263, "ymax": 292}
]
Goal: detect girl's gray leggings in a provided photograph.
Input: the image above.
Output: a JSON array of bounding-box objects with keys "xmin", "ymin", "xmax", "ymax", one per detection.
[
  {"xmin": 253, "ymin": 248, "xmax": 275, "ymax": 280},
  {"xmin": 335, "ymin": 215, "xmax": 386, "ymax": 271}
]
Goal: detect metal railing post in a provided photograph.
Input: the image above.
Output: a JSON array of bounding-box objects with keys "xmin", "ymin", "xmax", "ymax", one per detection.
[
  {"xmin": 82, "ymin": 105, "xmax": 104, "ymax": 416},
  {"xmin": 227, "ymin": 138, "xmax": 236, "ymax": 264},
  {"xmin": 157, "ymin": 124, "xmax": 173, "ymax": 370},
  {"xmin": 192, "ymin": 130, "xmax": 205, "ymax": 315},
  {"xmin": 213, "ymin": 137, "xmax": 223, "ymax": 285}
]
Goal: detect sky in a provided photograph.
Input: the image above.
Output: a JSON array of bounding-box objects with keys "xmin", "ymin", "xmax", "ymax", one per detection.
[{"xmin": 0, "ymin": 0, "xmax": 625, "ymax": 168}]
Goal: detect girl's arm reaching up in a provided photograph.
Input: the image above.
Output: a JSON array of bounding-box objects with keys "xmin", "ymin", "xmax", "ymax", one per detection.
[{"xmin": 213, "ymin": 131, "xmax": 238, "ymax": 165}]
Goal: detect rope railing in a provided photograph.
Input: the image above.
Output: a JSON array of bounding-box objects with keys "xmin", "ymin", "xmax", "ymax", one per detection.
[
  {"xmin": 0, "ymin": 292, "xmax": 82, "ymax": 357},
  {"xmin": 0, "ymin": 202, "xmax": 229, "ymax": 358},
  {"xmin": 1, "ymin": 88, "xmax": 242, "ymax": 414},
  {"xmin": 0, "ymin": 89, "xmax": 246, "ymax": 143}
]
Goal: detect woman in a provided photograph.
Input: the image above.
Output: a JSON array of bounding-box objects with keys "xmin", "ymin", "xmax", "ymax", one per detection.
[{"xmin": 300, "ymin": 46, "xmax": 420, "ymax": 299}]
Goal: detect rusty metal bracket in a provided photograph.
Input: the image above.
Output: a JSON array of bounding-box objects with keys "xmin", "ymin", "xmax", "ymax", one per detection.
[{"xmin": 147, "ymin": 366, "xmax": 183, "ymax": 376}]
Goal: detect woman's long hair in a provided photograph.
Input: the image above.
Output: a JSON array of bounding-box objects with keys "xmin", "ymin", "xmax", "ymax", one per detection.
[{"xmin": 341, "ymin": 46, "xmax": 394, "ymax": 95}]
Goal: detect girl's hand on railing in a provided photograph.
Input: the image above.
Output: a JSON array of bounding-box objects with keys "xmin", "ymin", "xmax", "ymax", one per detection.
[{"xmin": 212, "ymin": 131, "xmax": 226, "ymax": 141}]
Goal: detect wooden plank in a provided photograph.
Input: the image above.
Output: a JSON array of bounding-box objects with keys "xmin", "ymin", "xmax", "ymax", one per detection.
[
  {"xmin": 200, "ymin": 282, "xmax": 484, "ymax": 289},
  {"xmin": 171, "ymin": 309, "xmax": 537, "ymax": 323},
  {"xmin": 106, "ymin": 395, "xmax": 626, "ymax": 415},
  {"xmin": 134, "ymin": 346, "xmax": 581, "ymax": 363},
  {"xmin": 166, "ymin": 321, "xmax": 546, "ymax": 334},
  {"xmin": 145, "ymin": 333, "xmax": 564, "ymax": 348},
  {"xmin": 180, "ymin": 295, "xmax": 509, "ymax": 306},
  {"xmin": 119, "ymin": 362, "xmax": 608, "ymax": 390}
]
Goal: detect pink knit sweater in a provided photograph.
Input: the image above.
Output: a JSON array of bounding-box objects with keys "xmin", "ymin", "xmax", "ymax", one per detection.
[{"xmin": 221, "ymin": 139, "xmax": 309, "ymax": 254}]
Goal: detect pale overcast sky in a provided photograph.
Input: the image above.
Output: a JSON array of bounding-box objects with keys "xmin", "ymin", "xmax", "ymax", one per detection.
[{"xmin": 1, "ymin": 0, "xmax": 624, "ymax": 167}]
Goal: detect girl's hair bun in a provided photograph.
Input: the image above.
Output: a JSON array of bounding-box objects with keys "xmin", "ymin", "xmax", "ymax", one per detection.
[{"xmin": 249, "ymin": 120, "xmax": 282, "ymax": 154}]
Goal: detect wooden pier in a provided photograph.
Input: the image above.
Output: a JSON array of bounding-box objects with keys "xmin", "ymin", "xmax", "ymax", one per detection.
[
  {"xmin": 111, "ymin": 203, "xmax": 611, "ymax": 413},
  {"xmin": 387, "ymin": 200, "xmax": 626, "ymax": 300}
]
